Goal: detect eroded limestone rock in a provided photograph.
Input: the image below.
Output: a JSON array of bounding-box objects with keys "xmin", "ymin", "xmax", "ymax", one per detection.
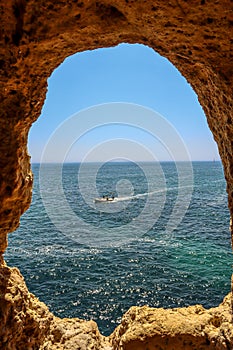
[
  {"xmin": 0, "ymin": 0, "xmax": 233, "ymax": 349},
  {"xmin": 110, "ymin": 294, "xmax": 233, "ymax": 350},
  {"xmin": 1, "ymin": 0, "xmax": 233, "ymax": 250}
]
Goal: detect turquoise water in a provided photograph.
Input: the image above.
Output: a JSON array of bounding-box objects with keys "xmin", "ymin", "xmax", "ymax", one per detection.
[{"xmin": 5, "ymin": 161, "xmax": 232, "ymax": 335}]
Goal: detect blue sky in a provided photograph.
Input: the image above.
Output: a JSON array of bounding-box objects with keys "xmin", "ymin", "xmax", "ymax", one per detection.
[{"xmin": 29, "ymin": 43, "xmax": 220, "ymax": 162}]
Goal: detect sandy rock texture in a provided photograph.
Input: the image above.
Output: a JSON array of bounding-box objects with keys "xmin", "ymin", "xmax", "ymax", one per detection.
[
  {"xmin": 0, "ymin": 0, "xmax": 233, "ymax": 349},
  {"xmin": 111, "ymin": 294, "xmax": 233, "ymax": 350}
]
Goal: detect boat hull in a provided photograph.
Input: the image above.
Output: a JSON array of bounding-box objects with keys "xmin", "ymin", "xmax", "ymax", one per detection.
[{"xmin": 94, "ymin": 198, "xmax": 117, "ymax": 203}]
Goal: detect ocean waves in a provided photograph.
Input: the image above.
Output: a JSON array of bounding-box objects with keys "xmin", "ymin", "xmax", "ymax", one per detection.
[{"xmin": 5, "ymin": 161, "xmax": 232, "ymax": 335}]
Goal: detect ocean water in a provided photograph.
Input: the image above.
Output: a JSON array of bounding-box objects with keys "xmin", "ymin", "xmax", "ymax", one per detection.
[{"xmin": 5, "ymin": 161, "xmax": 232, "ymax": 336}]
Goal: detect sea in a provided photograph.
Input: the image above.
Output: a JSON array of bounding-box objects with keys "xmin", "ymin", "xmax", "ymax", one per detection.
[{"xmin": 5, "ymin": 161, "xmax": 232, "ymax": 336}]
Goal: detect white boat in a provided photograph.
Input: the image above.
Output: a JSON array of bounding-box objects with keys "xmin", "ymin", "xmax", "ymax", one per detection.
[{"xmin": 94, "ymin": 196, "xmax": 118, "ymax": 203}]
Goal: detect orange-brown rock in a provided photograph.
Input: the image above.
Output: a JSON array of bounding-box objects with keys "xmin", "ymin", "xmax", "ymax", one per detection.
[
  {"xmin": 0, "ymin": 0, "xmax": 233, "ymax": 349},
  {"xmin": 110, "ymin": 295, "xmax": 233, "ymax": 350}
]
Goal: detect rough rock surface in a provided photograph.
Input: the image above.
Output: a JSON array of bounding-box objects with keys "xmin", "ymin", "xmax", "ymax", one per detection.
[
  {"xmin": 110, "ymin": 294, "xmax": 233, "ymax": 350},
  {"xmin": 0, "ymin": 0, "xmax": 233, "ymax": 349}
]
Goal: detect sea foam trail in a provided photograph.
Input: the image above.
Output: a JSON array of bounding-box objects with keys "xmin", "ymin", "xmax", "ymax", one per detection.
[{"xmin": 114, "ymin": 185, "xmax": 194, "ymax": 202}]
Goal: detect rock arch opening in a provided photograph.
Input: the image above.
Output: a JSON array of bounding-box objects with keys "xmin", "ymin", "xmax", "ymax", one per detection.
[
  {"xmin": 1, "ymin": 1, "xmax": 233, "ymax": 348},
  {"xmin": 5, "ymin": 44, "xmax": 232, "ymax": 338}
]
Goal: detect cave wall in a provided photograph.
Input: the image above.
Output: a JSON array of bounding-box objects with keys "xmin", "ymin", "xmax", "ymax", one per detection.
[
  {"xmin": 0, "ymin": 0, "xmax": 233, "ymax": 348},
  {"xmin": 0, "ymin": 0, "xmax": 233, "ymax": 252}
]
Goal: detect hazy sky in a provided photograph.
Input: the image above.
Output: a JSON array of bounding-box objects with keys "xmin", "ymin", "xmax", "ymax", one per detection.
[{"xmin": 29, "ymin": 43, "xmax": 220, "ymax": 163}]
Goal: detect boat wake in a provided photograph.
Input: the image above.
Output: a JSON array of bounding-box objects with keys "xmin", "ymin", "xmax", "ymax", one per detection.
[{"xmin": 95, "ymin": 185, "xmax": 194, "ymax": 203}]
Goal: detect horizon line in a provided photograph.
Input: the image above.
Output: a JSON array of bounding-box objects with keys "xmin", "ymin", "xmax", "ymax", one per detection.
[{"xmin": 31, "ymin": 160, "xmax": 222, "ymax": 164}]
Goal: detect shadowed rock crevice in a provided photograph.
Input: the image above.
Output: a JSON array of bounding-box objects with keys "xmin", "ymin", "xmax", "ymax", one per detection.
[
  {"xmin": 0, "ymin": 0, "xmax": 233, "ymax": 348},
  {"xmin": 12, "ymin": 0, "xmax": 27, "ymax": 45},
  {"xmin": 95, "ymin": 2, "xmax": 127, "ymax": 23}
]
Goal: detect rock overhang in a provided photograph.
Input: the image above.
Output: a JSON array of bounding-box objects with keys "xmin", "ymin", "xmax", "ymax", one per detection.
[{"xmin": 0, "ymin": 0, "xmax": 233, "ymax": 348}]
